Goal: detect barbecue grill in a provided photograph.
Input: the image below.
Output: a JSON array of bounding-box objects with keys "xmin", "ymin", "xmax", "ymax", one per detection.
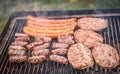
[{"xmin": 0, "ymin": 9, "xmax": 120, "ymax": 74}]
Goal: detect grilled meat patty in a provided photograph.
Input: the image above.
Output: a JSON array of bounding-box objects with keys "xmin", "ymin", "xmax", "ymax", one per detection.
[
  {"xmin": 9, "ymin": 45, "xmax": 26, "ymax": 50},
  {"xmin": 11, "ymin": 41, "xmax": 28, "ymax": 46},
  {"xmin": 15, "ymin": 37, "xmax": 30, "ymax": 42},
  {"xmin": 28, "ymin": 56, "xmax": 47, "ymax": 63},
  {"xmin": 58, "ymin": 35, "xmax": 74, "ymax": 45},
  {"xmin": 78, "ymin": 17, "xmax": 108, "ymax": 31},
  {"xmin": 52, "ymin": 42, "xmax": 69, "ymax": 49},
  {"xmin": 92, "ymin": 43, "xmax": 120, "ymax": 69},
  {"xmin": 35, "ymin": 36, "xmax": 52, "ymax": 43},
  {"xmin": 68, "ymin": 43, "xmax": 94, "ymax": 69},
  {"xmin": 74, "ymin": 29, "xmax": 103, "ymax": 48},
  {"xmin": 9, "ymin": 56, "xmax": 27, "ymax": 63},
  {"xmin": 49, "ymin": 55, "xmax": 68, "ymax": 64},
  {"xmin": 51, "ymin": 48, "xmax": 68, "ymax": 55},
  {"xmin": 8, "ymin": 49, "xmax": 26, "ymax": 56},
  {"xmin": 27, "ymin": 41, "xmax": 43, "ymax": 50},
  {"xmin": 32, "ymin": 49, "xmax": 49, "ymax": 56}
]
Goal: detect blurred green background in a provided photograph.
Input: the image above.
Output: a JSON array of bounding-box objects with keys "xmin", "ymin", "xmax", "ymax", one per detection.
[{"xmin": 0, "ymin": 0, "xmax": 120, "ymax": 34}]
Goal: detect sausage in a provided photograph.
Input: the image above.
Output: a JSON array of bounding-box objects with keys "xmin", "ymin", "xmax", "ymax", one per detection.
[
  {"xmin": 28, "ymin": 56, "xmax": 47, "ymax": 63},
  {"xmin": 15, "ymin": 33, "xmax": 29, "ymax": 38},
  {"xmin": 58, "ymin": 35, "xmax": 74, "ymax": 45},
  {"xmin": 52, "ymin": 43, "xmax": 69, "ymax": 49},
  {"xmin": 32, "ymin": 43, "xmax": 50, "ymax": 51},
  {"xmin": 9, "ymin": 45, "xmax": 26, "ymax": 50},
  {"xmin": 49, "ymin": 55, "xmax": 68, "ymax": 64},
  {"xmin": 27, "ymin": 15, "xmax": 76, "ymax": 24},
  {"xmin": 11, "ymin": 41, "xmax": 28, "ymax": 46},
  {"xmin": 32, "ymin": 49, "xmax": 49, "ymax": 56},
  {"xmin": 8, "ymin": 49, "xmax": 26, "ymax": 56},
  {"xmin": 9, "ymin": 56, "xmax": 27, "ymax": 63},
  {"xmin": 15, "ymin": 36, "xmax": 30, "ymax": 42},
  {"xmin": 51, "ymin": 48, "xmax": 68, "ymax": 55},
  {"xmin": 35, "ymin": 36, "xmax": 52, "ymax": 43},
  {"xmin": 27, "ymin": 41, "xmax": 43, "ymax": 50}
]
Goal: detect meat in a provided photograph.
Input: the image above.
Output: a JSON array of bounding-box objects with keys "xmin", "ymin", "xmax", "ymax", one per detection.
[
  {"xmin": 78, "ymin": 17, "xmax": 108, "ymax": 31},
  {"xmin": 51, "ymin": 48, "xmax": 68, "ymax": 55},
  {"xmin": 15, "ymin": 33, "xmax": 29, "ymax": 37},
  {"xmin": 11, "ymin": 41, "xmax": 28, "ymax": 46},
  {"xmin": 32, "ymin": 43, "xmax": 50, "ymax": 51},
  {"xmin": 92, "ymin": 43, "xmax": 120, "ymax": 69},
  {"xmin": 28, "ymin": 56, "xmax": 47, "ymax": 63},
  {"xmin": 9, "ymin": 45, "xmax": 26, "ymax": 50},
  {"xmin": 35, "ymin": 36, "xmax": 52, "ymax": 43},
  {"xmin": 9, "ymin": 56, "xmax": 27, "ymax": 63},
  {"xmin": 15, "ymin": 37, "xmax": 30, "ymax": 42},
  {"xmin": 52, "ymin": 43, "xmax": 69, "ymax": 49},
  {"xmin": 32, "ymin": 49, "xmax": 49, "ymax": 56},
  {"xmin": 49, "ymin": 55, "xmax": 68, "ymax": 64},
  {"xmin": 74, "ymin": 29, "xmax": 103, "ymax": 48},
  {"xmin": 68, "ymin": 43, "xmax": 94, "ymax": 69},
  {"xmin": 27, "ymin": 41, "xmax": 43, "ymax": 50},
  {"xmin": 8, "ymin": 49, "xmax": 26, "ymax": 56},
  {"xmin": 58, "ymin": 35, "xmax": 74, "ymax": 45}
]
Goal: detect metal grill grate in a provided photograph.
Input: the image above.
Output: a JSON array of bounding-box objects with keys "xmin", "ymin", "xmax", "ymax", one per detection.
[{"xmin": 0, "ymin": 10, "xmax": 120, "ymax": 74}]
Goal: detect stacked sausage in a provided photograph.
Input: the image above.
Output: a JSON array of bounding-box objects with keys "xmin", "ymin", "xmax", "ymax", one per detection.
[
  {"xmin": 8, "ymin": 33, "xmax": 29, "ymax": 63},
  {"xmin": 50, "ymin": 35, "xmax": 75, "ymax": 64},
  {"xmin": 27, "ymin": 36, "xmax": 52, "ymax": 63},
  {"xmin": 23, "ymin": 15, "xmax": 77, "ymax": 38}
]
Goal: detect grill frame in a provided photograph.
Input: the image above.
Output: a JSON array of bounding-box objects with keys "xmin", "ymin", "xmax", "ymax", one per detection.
[{"xmin": 0, "ymin": 9, "xmax": 120, "ymax": 74}]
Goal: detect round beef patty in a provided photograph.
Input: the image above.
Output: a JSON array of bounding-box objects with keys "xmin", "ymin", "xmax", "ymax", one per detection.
[
  {"xmin": 68, "ymin": 43, "xmax": 94, "ymax": 69},
  {"xmin": 78, "ymin": 17, "xmax": 108, "ymax": 31},
  {"xmin": 92, "ymin": 43, "xmax": 119, "ymax": 69},
  {"xmin": 74, "ymin": 29, "xmax": 103, "ymax": 48}
]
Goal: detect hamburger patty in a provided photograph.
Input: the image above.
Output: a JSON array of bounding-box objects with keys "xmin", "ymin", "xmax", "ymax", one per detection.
[
  {"xmin": 74, "ymin": 29, "xmax": 103, "ymax": 48},
  {"xmin": 78, "ymin": 17, "xmax": 108, "ymax": 31},
  {"xmin": 92, "ymin": 43, "xmax": 120, "ymax": 69},
  {"xmin": 68, "ymin": 43, "xmax": 94, "ymax": 69}
]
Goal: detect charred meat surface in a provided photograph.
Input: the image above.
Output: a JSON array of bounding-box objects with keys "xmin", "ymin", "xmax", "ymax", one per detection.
[
  {"xmin": 15, "ymin": 36, "xmax": 30, "ymax": 42},
  {"xmin": 68, "ymin": 43, "xmax": 94, "ymax": 69},
  {"xmin": 9, "ymin": 45, "xmax": 26, "ymax": 50},
  {"xmin": 58, "ymin": 35, "xmax": 74, "ymax": 45},
  {"xmin": 92, "ymin": 43, "xmax": 120, "ymax": 69},
  {"xmin": 32, "ymin": 43, "xmax": 50, "ymax": 51},
  {"xmin": 35, "ymin": 36, "xmax": 52, "ymax": 43},
  {"xmin": 74, "ymin": 29, "xmax": 103, "ymax": 48},
  {"xmin": 51, "ymin": 48, "xmax": 68, "ymax": 55},
  {"xmin": 9, "ymin": 56, "xmax": 27, "ymax": 63},
  {"xmin": 28, "ymin": 56, "xmax": 47, "ymax": 63},
  {"xmin": 78, "ymin": 17, "xmax": 108, "ymax": 31},
  {"xmin": 52, "ymin": 42, "xmax": 69, "ymax": 49},
  {"xmin": 11, "ymin": 41, "xmax": 28, "ymax": 46},
  {"xmin": 8, "ymin": 49, "xmax": 26, "ymax": 56},
  {"xmin": 32, "ymin": 49, "xmax": 49, "ymax": 56},
  {"xmin": 49, "ymin": 55, "xmax": 68, "ymax": 64},
  {"xmin": 27, "ymin": 41, "xmax": 43, "ymax": 50}
]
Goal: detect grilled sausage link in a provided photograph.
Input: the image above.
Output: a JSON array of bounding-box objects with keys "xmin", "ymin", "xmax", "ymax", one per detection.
[
  {"xmin": 15, "ymin": 33, "xmax": 29, "ymax": 37},
  {"xmin": 9, "ymin": 56, "xmax": 27, "ymax": 63},
  {"xmin": 52, "ymin": 43, "xmax": 69, "ymax": 49},
  {"xmin": 28, "ymin": 56, "xmax": 47, "ymax": 63},
  {"xmin": 8, "ymin": 49, "xmax": 26, "ymax": 56},
  {"xmin": 27, "ymin": 41, "xmax": 43, "ymax": 50},
  {"xmin": 9, "ymin": 45, "xmax": 26, "ymax": 50},
  {"xmin": 32, "ymin": 49, "xmax": 49, "ymax": 56},
  {"xmin": 11, "ymin": 41, "xmax": 28, "ymax": 46},
  {"xmin": 35, "ymin": 36, "xmax": 52, "ymax": 43},
  {"xmin": 15, "ymin": 37, "xmax": 30, "ymax": 42},
  {"xmin": 51, "ymin": 48, "xmax": 68, "ymax": 55},
  {"xmin": 49, "ymin": 55, "xmax": 68, "ymax": 64}
]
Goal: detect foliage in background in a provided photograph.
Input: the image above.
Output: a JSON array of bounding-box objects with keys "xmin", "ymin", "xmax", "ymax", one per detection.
[{"xmin": 0, "ymin": 0, "xmax": 120, "ymax": 34}]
